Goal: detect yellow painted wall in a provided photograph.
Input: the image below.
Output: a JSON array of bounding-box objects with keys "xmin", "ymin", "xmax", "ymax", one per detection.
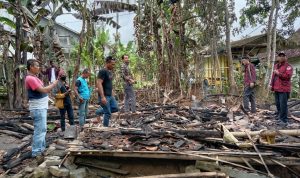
[{"xmin": 203, "ymin": 55, "xmax": 229, "ymax": 86}]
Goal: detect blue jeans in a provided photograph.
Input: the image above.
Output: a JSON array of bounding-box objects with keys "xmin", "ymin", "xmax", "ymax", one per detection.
[
  {"xmin": 78, "ymin": 99, "xmax": 89, "ymax": 126},
  {"xmin": 96, "ymin": 96, "xmax": 119, "ymax": 127},
  {"xmin": 59, "ymin": 104, "xmax": 74, "ymax": 131},
  {"xmin": 30, "ymin": 109, "xmax": 47, "ymax": 157},
  {"xmin": 275, "ymin": 92, "xmax": 289, "ymax": 123}
]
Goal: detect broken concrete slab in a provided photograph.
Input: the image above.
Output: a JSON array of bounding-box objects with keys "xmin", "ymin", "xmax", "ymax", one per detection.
[
  {"xmin": 63, "ymin": 156, "xmax": 77, "ymax": 170},
  {"xmin": 64, "ymin": 126, "xmax": 77, "ymax": 139},
  {"xmin": 49, "ymin": 166, "xmax": 69, "ymax": 177},
  {"xmin": 69, "ymin": 168, "xmax": 86, "ymax": 178}
]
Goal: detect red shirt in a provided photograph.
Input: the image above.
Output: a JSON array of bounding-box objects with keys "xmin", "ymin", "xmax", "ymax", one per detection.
[
  {"xmin": 243, "ymin": 63, "xmax": 256, "ymax": 86},
  {"xmin": 270, "ymin": 61, "xmax": 293, "ymax": 92}
]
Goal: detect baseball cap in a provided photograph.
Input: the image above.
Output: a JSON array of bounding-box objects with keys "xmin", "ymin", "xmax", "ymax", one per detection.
[
  {"xmin": 241, "ymin": 56, "xmax": 250, "ymax": 60},
  {"xmin": 278, "ymin": 51, "xmax": 286, "ymax": 56}
]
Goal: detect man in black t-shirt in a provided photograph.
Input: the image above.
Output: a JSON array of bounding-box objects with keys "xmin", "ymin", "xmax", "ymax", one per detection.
[{"xmin": 96, "ymin": 56, "xmax": 119, "ymax": 127}]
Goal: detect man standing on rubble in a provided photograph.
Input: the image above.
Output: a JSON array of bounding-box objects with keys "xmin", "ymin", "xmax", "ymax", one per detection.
[
  {"xmin": 121, "ymin": 54, "xmax": 137, "ymax": 113},
  {"xmin": 96, "ymin": 56, "xmax": 119, "ymax": 127},
  {"xmin": 74, "ymin": 69, "xmax": 91, "ymax": 130},
  {"xmin": 241, "ymin": 56, "xmax": 256, "ymax": 114},
  {"xmin": 25, "ymin": 59, "xmax": 59, "ymax": 157},
  {"xmin": 270, "ymin": 51, "xmax": 293, "ymax": 126}
]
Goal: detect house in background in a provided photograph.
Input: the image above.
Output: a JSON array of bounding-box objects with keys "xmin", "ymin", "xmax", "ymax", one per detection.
[
  {"xmin": 39, "ymin": 18, "xmax": 80, "ymax": 65},
  {"xmin": 202, "ymin": 32, "xmax": 298, "ymax": 86},
  {"xmin": 285, "ymin": 28, "xmax": 300, "ymax": 71}
]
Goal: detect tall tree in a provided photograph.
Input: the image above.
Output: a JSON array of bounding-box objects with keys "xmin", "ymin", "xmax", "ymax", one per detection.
[
  {"xmin": 224, "ymin": 0, "xmax": 237, "ymax": 94},
  {"xmin": 72, "ymin": 0, "xmax": 88, "ymax": 90}
]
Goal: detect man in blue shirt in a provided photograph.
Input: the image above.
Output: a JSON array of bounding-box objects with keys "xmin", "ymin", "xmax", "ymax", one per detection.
[{"xmin": 74, "ymin": 69, "xmax": 91, "ymax": 130}]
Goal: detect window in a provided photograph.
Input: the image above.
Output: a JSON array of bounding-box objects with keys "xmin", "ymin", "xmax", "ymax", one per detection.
[{"xmin": 59, "ymin": 36, "xmax": 69, "ymax": 46}]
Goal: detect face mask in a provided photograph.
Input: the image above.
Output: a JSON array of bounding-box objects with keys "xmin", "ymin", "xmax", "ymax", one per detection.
[{"xmin": 60, "ymin": 76, "xmax": 66, "ymax": 81}]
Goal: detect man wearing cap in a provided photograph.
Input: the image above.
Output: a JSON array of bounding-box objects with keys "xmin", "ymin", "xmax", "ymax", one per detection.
[
  {"xmin": 270, "ymin": 51, "xmax": 293, "ymax": 126},
  {"xmin": 241, "ymin": 56, "xmax": 256, "ymax": 114}
]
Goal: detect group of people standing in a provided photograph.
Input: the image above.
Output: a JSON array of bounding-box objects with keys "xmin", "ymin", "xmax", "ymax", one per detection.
[
  {"xmin": 25, "ymin": 51, "xmax": 293, "ymax": 158},
  {"xmin": 25, "ymin": 54, "xmax": 137, "ymax": 157},
  {"xmin": 242, "ymin": 51, "xmax": 293, "ymax": 126}
]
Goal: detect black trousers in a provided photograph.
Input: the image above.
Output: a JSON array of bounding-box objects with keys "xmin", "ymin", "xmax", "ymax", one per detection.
[
  {"xmin": 274, "ymin": 92, "xmax": 289, "ymax": 123},
  {"xmin": 59, "ymin": 104, "xmax": 75, "ymax": 131},
  {"xmin": 243, "ymin": 86, "xmax": 256, "ymax": 113}
]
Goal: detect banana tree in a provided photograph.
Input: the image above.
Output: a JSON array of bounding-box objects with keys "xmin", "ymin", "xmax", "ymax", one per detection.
[{"xmin": 0, "ymin": 0, "xmax": 74, "ymax": 109}]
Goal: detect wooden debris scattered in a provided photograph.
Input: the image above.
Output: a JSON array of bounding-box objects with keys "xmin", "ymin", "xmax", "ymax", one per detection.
[{"xmin": 0, "ymin": 98, "xmax": 299, "ymax": 177}]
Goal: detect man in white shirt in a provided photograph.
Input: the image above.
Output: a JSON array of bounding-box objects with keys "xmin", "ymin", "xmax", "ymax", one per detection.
[{"xmin": 42, "ymin": 60, "xmax": 59, "ymax": 84}]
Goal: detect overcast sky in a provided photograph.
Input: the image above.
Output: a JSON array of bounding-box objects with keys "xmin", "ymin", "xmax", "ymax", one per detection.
[
  {"xmin": 2, "ymin": 0, "xmax": 300, "ymax": 44},
  {"xmin": 56, "ymin": 0, "xmax": 300, "ymax": 44}
]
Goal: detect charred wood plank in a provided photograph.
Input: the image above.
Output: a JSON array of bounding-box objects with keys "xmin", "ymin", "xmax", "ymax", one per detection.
[
  {"xmin": 288, "ymin": 100, "xmax": 300, "ymax": 108},
  {"xmin": 3, "ymin": 151, "xmax": 32, "ymax": 170},
  {"xmin": 2, "ymin": 140, "xmax": 31, "ymax": 163},
  {"xmin": 75, "ymin": 157, "xmax": 121, "ymax": 169},
  {"xmin": 76, "ymin": 160, "xmax": 128, "ymax": 175},
  {"xmin": 0, "ymin": 123, "xmax": 32, "ymax": 135},
  {"xmin": 0, "ymin": 130, "xmax": 25, "ymax": 138},
  {"xmin": 130, "ymin": 172, "xmax": 226, "ymax": 178},
  {"xmin": 21, "ymin": 123, "xmax": 34, "ymax": 131},
  {"xmin": 119, "ymin": 128, "xmax": 222, "ymax": 138},
  {"xmin": 138, "ymin": 105, "xmax": 178, "ymax": 112}
]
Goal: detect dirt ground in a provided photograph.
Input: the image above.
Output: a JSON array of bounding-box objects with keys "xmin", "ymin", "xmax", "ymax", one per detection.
[{"xmin": 0, "ymin": 134, "xmax": 22, "ymax": 151}]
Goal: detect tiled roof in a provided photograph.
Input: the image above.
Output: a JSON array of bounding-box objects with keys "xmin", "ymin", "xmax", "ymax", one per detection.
[{"xmin": 257, "ymin": 49, "xmax": 300, "ymax": 60}]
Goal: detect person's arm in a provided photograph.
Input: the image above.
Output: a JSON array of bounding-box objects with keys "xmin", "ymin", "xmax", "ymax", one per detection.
[
  {"xmin": 121, "ymin": 64, "xmax": 135, "ymax": 83},
  {"xmin": 278, "ymin": 65, "xmax": 293, "ymax": 81},
  {"xmin": 121, "ymin": 64, "xmax": 129, "ymax": 81},
  {"xmin": 96, "ymin": 78, "xmax": 105, "ymax": 98},
  {"xmin": 250, "ymin": 64, "xmax": 256, "ymax": 83},
  {"xmin": 96, "ymin": 70, "xmax": 107, "ymax": 105},
  {"xmin": 96, "ymin": 78, "xmax": 107, "ymax": 105},
  {"xmin": 35, "ymin": 80, "xmax": 58, "ymax": 93},
  {"xmin": 74, "ymin": 80, "xmax": 83, "ymax": 102}
]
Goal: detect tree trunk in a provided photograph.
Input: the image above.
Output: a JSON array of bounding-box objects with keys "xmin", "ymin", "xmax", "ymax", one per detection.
[
  {"xmin": 266, "ymin": 0, "xmax": 280, "ymax": 98},
  {"xmin": 14, "ymin": 0, "xmax": 23, "ymax": 109},
  {"xmin": 21, "ymin": 31, "xmax": 28, "ymax": 108},
  {"xmin": 263, "ymin": 0, "xmax": 275, "ymax": 89},
  {"xmin": 72, "ymin": 0, "xmax": 88, "ymax": 89},
  {"xmin": 178, "ymin": 2, "xmax": 188, "ymax": 94},
  {"xmin": 154, "ymin": 16, "xmax": 164, "ymax": 87},
  {"xmin": 224, "ymin": 0, "xmax": 237, "ymax": 94},
  {"xmin": 212, "ymin": 33, "xmax": 221, "ymax": 93},
  {"xmin": 161, "ymin": 10, "xmax": 171, "ymax": 90},
  {"xmin": 2, "ymin": 35, "xmax": 12, "ymax": 108}
]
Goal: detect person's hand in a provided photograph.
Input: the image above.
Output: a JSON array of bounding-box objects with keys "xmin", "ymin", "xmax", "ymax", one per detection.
[
  {"xmin": 101, "ymin": 97, "xmax": 107, "ymax": 105},
  {"xmin": 53, "ymin": 80, "xmax": 59, "ymax": 86},
  {"xmin": 130, "ymin": 79, "xmax": 136, "ymax": 84},
  {"xmin": 249, "ymin": 82, "xmax": 255, "ymax": 88},
  {"xmin": 65, "ymin": 89, "xmax": 71, "ymax": 95},
  {"xmin": 79, "ymin": 97, "xmax": 84, "ymax": 103},
  {"xmin": 274, "ymin": 70, "xmax": 279, "ymax": 75}
]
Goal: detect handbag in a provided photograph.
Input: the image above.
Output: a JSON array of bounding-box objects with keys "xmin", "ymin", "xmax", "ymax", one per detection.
[{"xmin": 55, "ymin": 91, "xmax": 65, "ymax": 109}]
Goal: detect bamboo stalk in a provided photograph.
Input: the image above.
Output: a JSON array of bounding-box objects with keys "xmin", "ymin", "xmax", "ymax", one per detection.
[{"xmin": 245, "ymin": 131, "xmax": 274, "ymax": 178}]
